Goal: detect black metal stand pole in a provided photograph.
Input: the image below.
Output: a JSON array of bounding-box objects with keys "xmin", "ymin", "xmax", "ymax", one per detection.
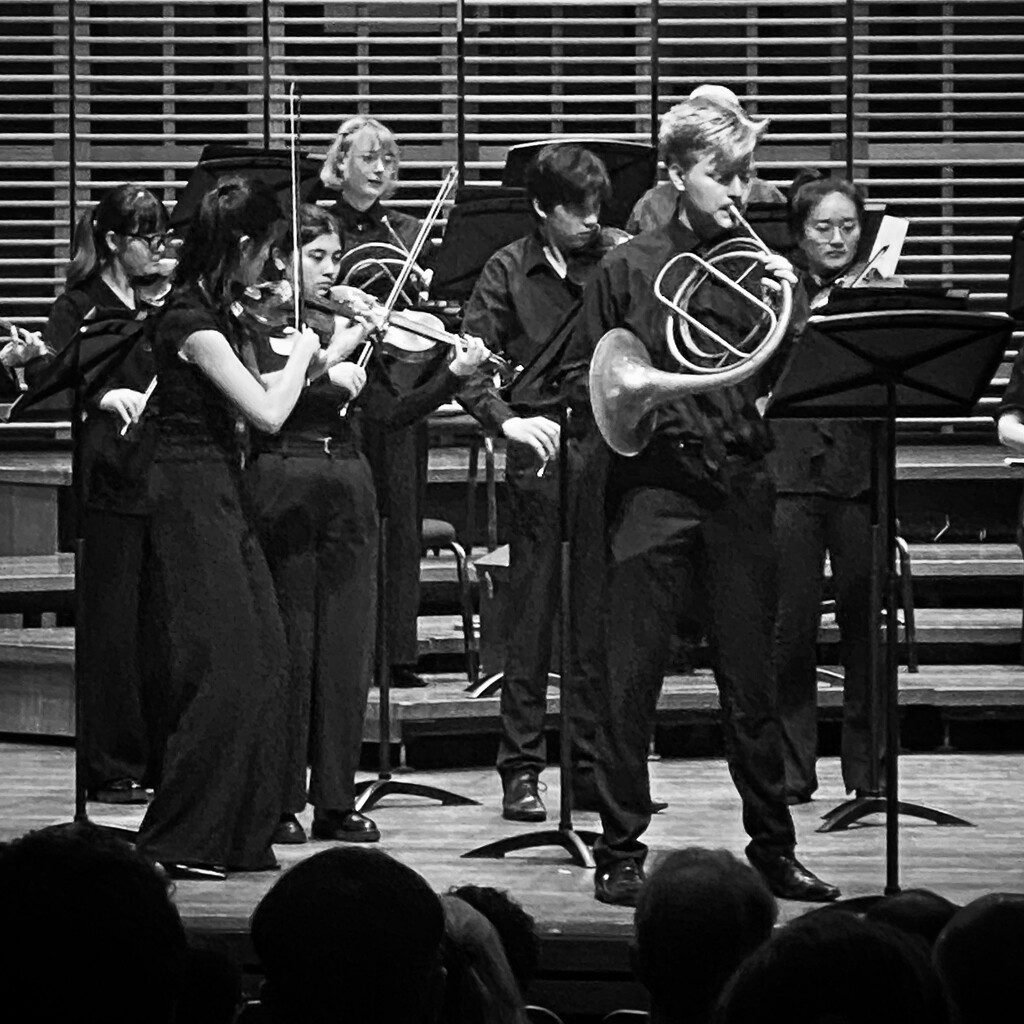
[
  {"xmin": 817, "ymin": 389, "xmax": 972, "ymax": 845},
  {"xmin": 463, "ymin": 405, "xmax": 598, "ymax": 864},
  {"xmin": 355, "ymin": 426, "xmax": 479, "ymax": 811}
]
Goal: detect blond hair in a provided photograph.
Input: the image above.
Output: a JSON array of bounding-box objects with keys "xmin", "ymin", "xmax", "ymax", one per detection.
[
  {"xmin": 659, "ymin": 97, "xmax": 769, "ymax": 176},
  {"xmin": 320, "ymin": 116, "xmax": 401, "ymax": 195}
]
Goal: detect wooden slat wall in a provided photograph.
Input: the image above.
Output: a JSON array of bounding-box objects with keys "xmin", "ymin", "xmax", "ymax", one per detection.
[{"xmin": 0, "ymin": 1, "xmax": 1021, "ymax": 335}]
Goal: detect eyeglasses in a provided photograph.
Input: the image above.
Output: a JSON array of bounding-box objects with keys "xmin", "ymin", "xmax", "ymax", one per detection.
[
  {"xmin": 127, "ymin": 232, "xmax": 171, "ymax": 251},
  {"xmin": 351, "ymin": 149, "xmax": 398, "ymax": 171},
  {"xmin": 807, "ymin": 221, "xmax": 859, "ymax": 242}
]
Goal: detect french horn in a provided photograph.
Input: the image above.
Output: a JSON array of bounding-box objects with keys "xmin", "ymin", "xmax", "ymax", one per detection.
[{"xmin": 589, "ymin": 204, "xmax": 793, "ymax": 457}]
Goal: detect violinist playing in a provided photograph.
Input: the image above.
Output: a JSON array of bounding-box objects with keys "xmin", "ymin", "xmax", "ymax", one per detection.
[
  {"xmin": 247, "ymin": 203, "xmax": 381, "ymax": 846},
  {"xmin": 33, "ymin": 185, "xmax": 174, "ymax": 807},
  {"xmin": 460, "ymin": 142, "xmax": 624, "ymax": 824},
  {"xmin": 767, "ymin": 169, "xmax": 893, "ymax": 806}
]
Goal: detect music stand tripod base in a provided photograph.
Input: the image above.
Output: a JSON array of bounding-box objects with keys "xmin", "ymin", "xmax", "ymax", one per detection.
[
  {"xmin": 817, "ymin": 795, "xmax": 974, "ymax": 833},
  {"xmin": 354, "ymin": 777, "xmax": 480, "ymax": 812},
  {"xmin": 462, "ymin": 828, "xmax": 600, "ymax": 869}
]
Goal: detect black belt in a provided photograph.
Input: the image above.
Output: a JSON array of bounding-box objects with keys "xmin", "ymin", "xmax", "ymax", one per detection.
[{"xmin": 257, "ymin": 436, "xmax": 356, "ymax": 458}]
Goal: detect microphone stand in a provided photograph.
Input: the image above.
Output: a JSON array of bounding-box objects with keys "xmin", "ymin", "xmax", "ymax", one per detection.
[{"xmin": 462, "ymin": 403, "xmax": 598, "ymax": 866}]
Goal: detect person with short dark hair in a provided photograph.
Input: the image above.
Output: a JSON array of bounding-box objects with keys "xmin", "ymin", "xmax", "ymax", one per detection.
[
  {"xmin": 933, "ymin": 892, "xmax": 1024, "ymax": 1024},
  {"xmin": 0, "ymin": 822, "xmax": 188, "ymax": 1024},
  {"xmin": 715, "ymin": 909, "xmax": 947, "ymax": 1024},
  {"xmin": 632, "ymin": 848, "xmax": 777, "ymax": 1024},
  {"xmin": 450, "ymin": 884, "xmax": 540, "ymax": 998},
  {"xmin": 562, "ymin": 97, "xmax": 838, "ymax": 907},
  {"xmin": 461, "ymin": 142, "xmax": 626, "ymax": 821},
  {"xmin": 251, "ymin": 847, "xmax": 447, "ymax": 1024}
]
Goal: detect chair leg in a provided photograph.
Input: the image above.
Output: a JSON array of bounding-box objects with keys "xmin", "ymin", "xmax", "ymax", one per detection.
[
  {"xmin": 448, "ymin": 538, "xmax": 478, "ymax": 685},
  {"xmin": 895, "ymin": 536, "xmax": 918, "ymax": 673}
]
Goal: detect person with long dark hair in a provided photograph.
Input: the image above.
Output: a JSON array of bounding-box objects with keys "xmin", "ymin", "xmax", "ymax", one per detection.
[
  {"xmin": 768, "ymin": 170, "xmax": 885, "ymax": 804},
  {"xmin": 249, "ymin": 203, "xmax": 381, "ymax": 845},
  {"xmin": 35, "ymin": 185, "xmax": 172, "ymax": 805},
  {"xmin": 136, "ymin": 177, "xmax": 332, "ymax": 877}
]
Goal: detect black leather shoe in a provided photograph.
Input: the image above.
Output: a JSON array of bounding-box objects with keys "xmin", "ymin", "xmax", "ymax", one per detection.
[
  {"xmin": 88, "ymin": 778, "xmax": 151, "ymax": 804},
  {"xmin": 594, "ymin": 859, "xmax": 646, "ymax": 906},
  {"xmin": 502, "ymin": 771, "xmax": 546, "ymax": 822},
  {"xmin": 311, "ymin": 809, "xmax": 380, "ymax": 843},
  {"xmin": 390, "ymin": 665, "xmax": 428, "ymax": 688},
  {"xmin": 271, "ymin": 814, "xmax": 307, "ymax": 845},
  {"xmin": 786, "ymin": 791, "xmax": 814, "ymax": 806},
  {"xmin": 746, "ymin": 846, "xmax": 840, "ymax": 903},
  {"xmin": 160, "ymin": 862, "xmax": 228, "ymax": 882}
]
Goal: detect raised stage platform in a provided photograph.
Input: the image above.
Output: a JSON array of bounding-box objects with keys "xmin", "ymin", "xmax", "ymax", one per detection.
[{"xmin": 3, "ymin": 742, "xmax": 1023, "ymax": 1017}]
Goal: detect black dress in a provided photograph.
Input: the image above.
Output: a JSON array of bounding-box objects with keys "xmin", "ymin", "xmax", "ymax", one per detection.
[{"xmin": 136, "ymin": 285, "xmax": 289, "ymax": 870}]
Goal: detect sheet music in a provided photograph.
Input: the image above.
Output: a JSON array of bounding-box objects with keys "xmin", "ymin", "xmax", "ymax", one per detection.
[{"xmin": 867, "ymin": 215, "xmax": 910, "ymax": 277}]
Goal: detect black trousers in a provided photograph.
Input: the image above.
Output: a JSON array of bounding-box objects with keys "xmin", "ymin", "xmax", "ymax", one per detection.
[
  {"xmin": 592, "ymin": 465, "xmax": 796, "ymax": 868},
  {"xmin": 138, "ymin": 454, "xmax": 289, "ymax": 870},
  {"xmin": 80, "ymin": 508, "xmax": 149, "ymax": 791},
  {"xmin": 497, "ymin": 436, "xmax": 605, "ymax": 785},
  {"xmin": 252, "ymin": 449, "xmax": 379, "ymax": 814},
  {"xmin": 774, "ymin": 493, "xmax": 880, "ymax": 796}
]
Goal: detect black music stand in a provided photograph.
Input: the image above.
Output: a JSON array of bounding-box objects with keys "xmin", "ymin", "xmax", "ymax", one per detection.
[
  {"xmin": 768, "ymin": 303, "xmax": 1011, "ymax": 892},
  {"xmin": 462, "ymin": 405, "xmax": 599, "ymax": 867},
  {"xmin": 354, "ymin": 382, "xmax": 480, "ymax": 813},
  {"xmin": 429, "ymin": 191, "xmax": 533, "ymax": 303},
  {"xmin": 169, "ymin": 145, "xmax": 322, "ymax": 230}
]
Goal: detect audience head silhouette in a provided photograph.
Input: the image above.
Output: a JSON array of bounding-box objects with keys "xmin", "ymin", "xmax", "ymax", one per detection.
[
  {"xmin": 450, "ymin": 884, "xmax": 539, "ymax": 998},
  {"xmin": 715, "ymin": 907, "xmax": 947, "ymax": 1024},
  {"xmin": 251, "ymin": 847, "xmax": 446, "ymax": 1023},
  {"xmin": 0, "ymin": 822, "xmax": 187, "ymax": 1024},
  {"xmin": 933, "ymin": 892, "xmax": 1024, "ymax": 1024},
  {"xmin": 865, "ymin": 888, "xmax": 960, "ymax": 949},
  {"xmin": 631, "ymin": 847, "xmax": 777, "ymax": 1024},
  {"xmin": 440, "ymin": 892, "xmax": 528, "ymax": 1024}
]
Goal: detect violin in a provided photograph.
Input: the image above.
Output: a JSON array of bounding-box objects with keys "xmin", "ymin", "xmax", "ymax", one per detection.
[{"xmin": 234, "ymin": 280, "xmax": 514, "ymax": 384}]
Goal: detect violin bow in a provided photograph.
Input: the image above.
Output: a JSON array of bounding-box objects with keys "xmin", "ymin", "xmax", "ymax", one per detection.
[
  {"xmin": 354, "ymin": 165, "xmax": 459, "ymax": 371},
  {"xmin": 288, "ymin": 82, "xmax": 304, "ymax": 332}
]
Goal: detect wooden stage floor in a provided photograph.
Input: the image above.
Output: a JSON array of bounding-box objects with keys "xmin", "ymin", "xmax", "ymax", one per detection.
[{"xmin": 3, "ymin": 743, "xmax": 1023, "ymax": 1011}]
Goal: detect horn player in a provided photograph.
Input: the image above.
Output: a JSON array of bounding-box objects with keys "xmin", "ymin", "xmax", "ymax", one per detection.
[{"xmin": 560, "ymin": 95, "xmax": 840, "ymax": 907}]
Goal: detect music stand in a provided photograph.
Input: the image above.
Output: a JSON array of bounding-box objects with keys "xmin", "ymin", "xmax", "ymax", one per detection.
[
  {"xmin": 768, "ymin": 302, "xmax": 1011, "ymax": 892},
  {"xmin": 462, "ymin": 404, "xmax": 599, "ymax": 867},
  {"xmin": 429, "ymin": 190, "xmax": 533, "ymax": 303},
  {"xmin": 354, "ymin": 368, "xmax": 480, "ymax": 813},
  {"xmin": 169, "ymin": 145, "xmax": 322, "ymax": 230}
]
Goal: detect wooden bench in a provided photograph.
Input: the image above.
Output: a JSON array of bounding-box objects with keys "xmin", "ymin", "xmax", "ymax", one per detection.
[{"xmin": 0, "ymin": 553, "xmax": 75, "ymax": 624}]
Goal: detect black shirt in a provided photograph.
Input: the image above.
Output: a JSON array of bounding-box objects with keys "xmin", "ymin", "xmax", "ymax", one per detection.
[
  {"xmin": 460, "ymin": 231, "xmax": 586, "ymax": 431},
  {"xmin": 562, "ymin": 214, "xmax": 806, "ymax": 497},
  {"xmin": 330, "ymin": 196, "xmax": 421, "ymax": 255}
]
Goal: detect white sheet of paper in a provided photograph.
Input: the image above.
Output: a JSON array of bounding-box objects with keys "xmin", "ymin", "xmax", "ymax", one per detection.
[{"xmin": 867, "ymin": 215, "xmax": 910, "ymax": 277}]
